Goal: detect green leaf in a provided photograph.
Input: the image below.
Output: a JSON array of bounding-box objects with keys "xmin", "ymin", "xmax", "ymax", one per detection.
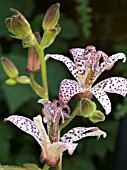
[
  {"xmin": 0, "ymin": 54, "xmax": 37, "ymax": 113},
  {"xmin": 60, "ymin": 18, "xmax": 79, "ymax": 39}
]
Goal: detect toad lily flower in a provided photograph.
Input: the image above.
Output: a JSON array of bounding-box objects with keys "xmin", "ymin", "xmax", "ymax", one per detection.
[
  {"xmin": 45, "ymin": 45, "xmax": 127, "ymax": 114},
  {"xmin": 38, "ymin": 79, "xmax": 84, "ymax": 142},
  {"xmin": 4, "ymin": 115, "xmax": 106, "ymax": 167}
]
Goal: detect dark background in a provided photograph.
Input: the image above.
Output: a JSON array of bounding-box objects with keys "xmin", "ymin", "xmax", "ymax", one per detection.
[{"xmin": 0, "ymin": 0, "xmax": 127, "ymax": 170}]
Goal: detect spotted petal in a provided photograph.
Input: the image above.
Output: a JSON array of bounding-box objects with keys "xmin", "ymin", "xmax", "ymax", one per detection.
[
  {"xmin": 45, "ymin": 54, "xmax": 78, "ymax": 79},
  {"xmin": 89, "ymin": 88, "xmax": 111, "ymax": 114},
  {"xmin": 100, "ymin": 53, "xmax": 126, "ymax": 73},
  {"xmin": 59, "ymin": 79, "xmax": 84, "ymax": 104},
  {"xmin": 95, "ymin": 77, "xmax": 127, "ymax": 97},
  {"xmin": 4, "ymin": 115, "xmax": 43, "ymax": 146},
  {"xmin": 60, "ymin": 127, "xmax": 106, "ymax": 143}
]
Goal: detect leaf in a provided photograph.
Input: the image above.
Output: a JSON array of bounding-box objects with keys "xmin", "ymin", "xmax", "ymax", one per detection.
[
  {"xmin": 60, "ymin": 18, "xmax": 79, "ymax": 40},
  {"xmin": 0, "ymin": 54, "xmax": 37, "ymax": 113}
]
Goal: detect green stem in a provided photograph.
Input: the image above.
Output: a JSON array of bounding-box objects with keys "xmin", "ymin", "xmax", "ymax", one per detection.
[
  {"xmin": 40, "ymin": 32, "xmax": 47, "ymax": 49},
  {"xmin": 59, "ymin": 104, "xmax": 79, "ymax": 131},
  {"xmin": 34, "ymin": 42, "xmax": 48, "ymax": 100},
  {"xmin": 56, "ymin": 154, "xmax": 62, "ymax": 170},
  {"xmin": 43, "ymin": 164, "xmax": 50, "ymax": 170}
]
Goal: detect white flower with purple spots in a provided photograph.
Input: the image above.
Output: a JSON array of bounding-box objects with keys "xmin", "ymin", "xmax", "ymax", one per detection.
[
  {"xmin": 45, "ymin": 45, "xmax": 127, "ymax": 114},
  {"xmin": 4, "ymin": 115, "xmax": 106, "ymax": 166},
  {"xmin": 38, "ymin": 79, "xmax": 84, "ymax": 131}
]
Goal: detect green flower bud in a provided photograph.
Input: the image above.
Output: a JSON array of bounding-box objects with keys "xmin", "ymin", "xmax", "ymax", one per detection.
[
  {"xmin": 30, "ymin": 74, "xmax": 46, "ymax": 98},
  {"xmin": 78, "ymin": 98, "xmax": 96, "ymax": 117},
  {"xmin": 43, "ymin": 3, "xmax": 60, "ymax": 30},
  {"xmin": 43, "ymin": 26, "xmax": 61, "ymax": 49},
  {"xmin": 22, "ymin": 33, "xmax": 35, "ymax": 48},
  {"xmin": 1, "ymin": 57, "xmax": 19, "ymax": 78},
  {"xmin": 15, "ymin": 76, "xmax": 30, "ymax": 84},
  {"xmin": 5, "ymin": 78, "xmax": 17, "ymax": 85},
  {"xmin": 89, "ymin": 110, "xmax": 105, "ymax": 123},
  {"xmin": 5, "ymin": 8, "xmax": 33, "ymax": 40}
]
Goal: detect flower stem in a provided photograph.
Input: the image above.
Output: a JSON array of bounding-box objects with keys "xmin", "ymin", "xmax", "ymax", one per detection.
[
  {"xmin": 34, "ymin": 41, "xmax": 49, "ymax": 100},
  {"xmin": 43, "ymin": 164, "xmax": 50, "ymax": 170},
  {"xmin": 59, "ymin": 103, "xmax": 79, "ymax": 131},
  {"xmin": 56, "ymin": 154, "xmax": 62, "ymax": 170}
]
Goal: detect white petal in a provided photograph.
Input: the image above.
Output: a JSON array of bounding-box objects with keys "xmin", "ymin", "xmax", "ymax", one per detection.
[
  {"xmin": 89, "ymin": 88, "xmax": 111, "ymax": 114},
  {"xmin": 45, "ymin": 54, "xmax": 78, "ymax": 79},
  {"xmin": 60, "ymin": 127, "xmax": 106, "ymax": 143},
  {"xmin": 33, "ymin": 115, "xmax": 50, "ymax": 145},
  {"xmin": 59, "ymin": 79, "xmax": 84, "ymax": 104},
  {"xmin": 95, "ymin": 77, "xmax": 127, "ymax": 97},
  {"xmin": 100, "ymin": 53, "xmax": 126, "ymax": 73},
  {"xmin": 4, "ymin": 115, "xmax": 43, "ymax": 146}
]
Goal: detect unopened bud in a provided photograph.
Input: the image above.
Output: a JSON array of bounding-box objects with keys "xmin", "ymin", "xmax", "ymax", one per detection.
[
  {"xmin": 30, "ymin": 74, "xmax": 46, "ymax": 98},
  {"xmin": 5, "ymin": 78, "xmax": 17, "ymax": 85},
  {"xmin": 89, "ymin": 110, "xmax": 105, "ymax": 123},
  {"xmin": 43, "ymin": 3, "xmax": 60, "ymax": 30},
  {"xmin": 78, "ymin": 98, "xmax": 96, "ymax": 117},
  {"xmin": 15, "ymin": 76, "xmax": 30, "ymax": 84},
  {"xmin": 27, "ymin": 32, "xmax": 41, "ymax": 72},
  {"xmin": 43, "ymin": 26, "xmax": 61, "ymax": 49},
  {"xmin": 1, "ymin": 57, "xmax": 19, "ymax": 78},
  {"xmin": 22, "ymin": 33, "xmax": 35, "ymax": 48},
  {"xmin": 5, "ymin": 8, "xmax": 33, "ymax": 40}
]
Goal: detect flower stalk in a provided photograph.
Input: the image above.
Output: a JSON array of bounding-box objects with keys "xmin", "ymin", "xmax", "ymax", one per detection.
[{"xmin": 34, "ymin": 40, "xmax": 49, "ymax": 100}]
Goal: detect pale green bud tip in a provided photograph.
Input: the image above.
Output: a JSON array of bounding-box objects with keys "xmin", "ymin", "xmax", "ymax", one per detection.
[
  {"xmin": 43, "ymin": 3, "xmax": 60, "ymax": 30},
  {"xmin": 79, "ymin": 98, "xmax": 96, "ymax": 117},
  {"xmin": 1, "ymin": 57, "xmax": 19, "ymax": 78},
  {"xmin": 5, "ymin": 78, "xmax": 17, "ymax": 85},
  {"xmin": 89, "ymin": 110, "xmax": 105, "ymax": 123}
]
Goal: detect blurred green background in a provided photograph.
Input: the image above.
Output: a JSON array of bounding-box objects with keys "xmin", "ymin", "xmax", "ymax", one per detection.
[{"xmin": 0, "ymin": 0, "xmax": 127, "ymax": 170}]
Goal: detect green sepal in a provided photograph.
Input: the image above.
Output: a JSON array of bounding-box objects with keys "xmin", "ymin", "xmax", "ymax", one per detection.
[
  {"xmin": 78, "ymin": 98, "xmax": 96, "ymax": 117},
  {"xmin": 89, "ymin": 110, "xmax": 105, "ymax": 123}
]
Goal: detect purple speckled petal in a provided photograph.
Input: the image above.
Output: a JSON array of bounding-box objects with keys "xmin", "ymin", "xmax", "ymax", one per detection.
[
  {"xmin": 89, "ymin": 87, "xmax": 111, "ymax": 114},
  {"xmin": 100, "ymin": 53, "xmax": 126, "ymax": 73},
  {"xmin": 63, "ymin": 142, "xmax": 78, "ymax": 155},
  {"xmin": 45, "ymin": 54, "xmax": 78, "ymax": 79},
  {"xmin": 4, "ymin": 115, "xmax": 43, "ymax": 146},
  {"xmin": 60, "ymin": 127, "xmax": 106, "ymax": 143},
  {"xmin": 95, "ymin": 77, "xmax": 127, "ymax": 97},
  {"xmin": 59, "ymin": 79, "xmax": 84, "ymax": 104}
]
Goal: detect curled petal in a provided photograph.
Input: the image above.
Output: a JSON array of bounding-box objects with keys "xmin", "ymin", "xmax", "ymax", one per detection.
[
  {"xmin": 60, "ymin": 127, "xmax": 106, "ymax": 143},
  {"xmin": 89, "ymin": 88, "xmax": 111, "ymax": 114},
  {"xmin": 59, "ymin": 79, "xmax": 84, "ymax": 104},
  {"xmin": 95, "ymin": 77, "xmax": 127, "ymax": 97},
  {"xmin": 45, "ymin": 54, "xmax": 78, "ymax": 79},
  {"xmin": 4, "ymin": 115, "xmax": 43, "ymax": 146},
  {"xmin": 100, "ymin": 53, "xmax": 126, "ymax": 72}
]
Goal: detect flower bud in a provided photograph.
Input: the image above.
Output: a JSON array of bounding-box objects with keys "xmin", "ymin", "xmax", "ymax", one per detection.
[
  {"xmin": 5, "ymin": 78, "xmax": 17, "ymax": 85},
  {"xmin": 15, "ymin": 76, "xmax": 30, "ymax": 84},
  {"xmin": 89, "ymin": 110, "xmax": 105, "ymax": 123},
  {"xmin": 78, "ymin": 98, "xmax": 96, "ymax": 117},
  {"xmin": 5, "ymin": 8, "xmax": 33, "ymax": 40},
  {"xmin": 43, "ymin": 3, "xmax": 60, "ymax": 30},
  {"xmin": 43, "ymin": 26, "xmax": 61, "ymax": 49},
  {"xmin": 1, "ymin": 57, "xmax": 19, "ymax": 79},
  {"xmin": 30, "ymin": 74, "xmax": 46, "ymax": 98},
  {"xmin": 27, "ymin": 32, "xmax": 41, "ymax": 73},
  {"xmin": 22, "ymin": 33, "xmax": 35, "ymax": 48}
]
